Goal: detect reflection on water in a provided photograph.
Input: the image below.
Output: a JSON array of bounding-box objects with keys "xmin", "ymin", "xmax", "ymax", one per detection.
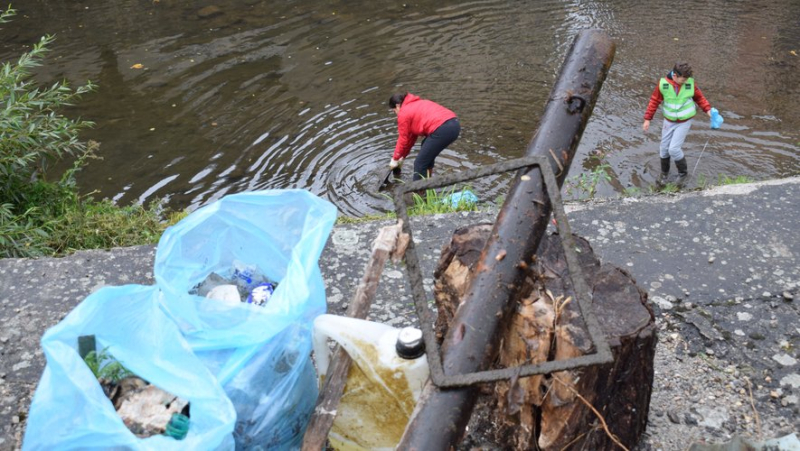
[{"xmin": 1, "ymin": 0, "xmax": 798, "ymax": 216}]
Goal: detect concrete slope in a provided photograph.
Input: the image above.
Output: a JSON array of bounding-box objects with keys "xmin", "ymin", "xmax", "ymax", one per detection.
[{"xmin": 1, "ymin": 177, "xmax": 798, "ymax": 450}]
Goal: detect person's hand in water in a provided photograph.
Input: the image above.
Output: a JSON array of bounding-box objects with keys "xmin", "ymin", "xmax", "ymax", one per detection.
[{"xmin": 389, "ymin": 157, "xmax": 403, "ymax": 169}]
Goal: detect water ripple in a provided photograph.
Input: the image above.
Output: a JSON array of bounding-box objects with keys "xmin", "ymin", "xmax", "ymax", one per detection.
[{"xmin": 3, "ymin": 0, "xmax": 798, "ymax": 216}]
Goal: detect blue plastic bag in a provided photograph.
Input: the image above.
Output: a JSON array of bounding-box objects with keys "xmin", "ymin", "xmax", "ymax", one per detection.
[
  {"xmin": 443, "ymin": 189, "xmax": 478, "ymax": 208},
  {"xmin": 153, "ymin": 190, "xmax": 337, "ymax": 449},
  {"xmin": 154, "ymin": 190, "xmax": 336, "ymax": 351},
  {"xmin": 221, "ymin": 324, "xmax": 319, "ymax": 449},
  {"xmin": 23, "ymin": 285, "xmax": 236, "ymax": 451},
  {"xmin": 710, "ymin": 107, "xmax": 724, "ymax": 129}
]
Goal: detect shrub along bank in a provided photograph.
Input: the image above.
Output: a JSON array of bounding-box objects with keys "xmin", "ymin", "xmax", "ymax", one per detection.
[{"xmin": 0, "ymin": 6, "xmax": 174, "ymax": 258}]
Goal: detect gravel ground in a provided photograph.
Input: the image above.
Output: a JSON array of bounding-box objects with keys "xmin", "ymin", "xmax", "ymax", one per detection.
[
  {"xmin": 456, "ymin": 299, "xmax": 799, "ymax": 451},
  {"xmin": 639, "ymin": 300, "xmax": 799, "ymax": 451}
]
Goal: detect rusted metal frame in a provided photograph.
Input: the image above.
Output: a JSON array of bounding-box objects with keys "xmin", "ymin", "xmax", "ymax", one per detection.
[
  {"xmin": 397, "ymin": 29, "xmax": 616, "ymax": 450},
  {"xmin": 392, "ymin": 156, "xmax": 612, "ymax": 387}
]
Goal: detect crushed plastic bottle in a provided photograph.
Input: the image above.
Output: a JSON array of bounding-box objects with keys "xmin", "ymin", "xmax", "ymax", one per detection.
[
  {"xmin": 231, "ymin": 260, "xmax": 276, "ymax": 300},
  {"xmin": 231, "ymin": 260, "xmax": 258, "ymax": 296},
  {"xmin": 313, "ymin": 314, "xmax": 429, "ymax": 450},
  {"xmin": 223, "ymin": 326, "xmax": 318, "ymax": 449},
  {"xmin": 190, "ymin": 262, "xmax": 279, "ymax": 307},
  {"xmin": 246, "ymin": 283, "xmax": 275, "ymax": 306}
]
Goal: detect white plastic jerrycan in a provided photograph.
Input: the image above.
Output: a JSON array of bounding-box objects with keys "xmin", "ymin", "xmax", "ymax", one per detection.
[{"xmin": 313, "ymin": 314, "xmax": 430, "ymax": 451}]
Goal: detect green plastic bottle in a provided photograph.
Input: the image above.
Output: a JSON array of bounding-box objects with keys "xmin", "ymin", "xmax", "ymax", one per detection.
[{"xmin": 164, "ymin": 413, "xmax": 190, "ymax": 440}]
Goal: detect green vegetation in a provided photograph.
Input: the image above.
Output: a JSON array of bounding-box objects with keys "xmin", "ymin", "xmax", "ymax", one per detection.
[
  {"xmin": 1, "ymin": 7, "xmax": 176, "ymax": 258},
  {"xmin": 651, "ymin": 182, "xmax": 679, "ymax": 194},
  {"xmin": 83, "ymin": 347, "xmax": 135, "ymax": 383},
  {"xmin": 407, "ymin": 186, "xmax": 478, "ymax": 216},
  {"xmin": 622, "ymin": 187, "xmax": 641, "ymax": 197},
  {"xmin": 565, "ymin": 157, "xmax": 612, "ymax": 200},
  {"xmin": 695, "ymin": 173, "xmax": 708, "ymax": 189},
  {"xmin": 335, "ymin": 184, "xmax": 479, "ymax": 225},
  {"xmin": 717, "ymin": 174, "xmax": 755, "ymax": 185},
  {"xmin": 619, "ymin": 172, "xmax": 757, "ymax": 198}
]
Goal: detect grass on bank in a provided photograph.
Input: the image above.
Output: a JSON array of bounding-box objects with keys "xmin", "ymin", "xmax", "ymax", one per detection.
[
  {"xmin": 0, "ymin": 143, "xmax": 183, "ymax": 258},
  {"xmin": 338, "ymin": 167, "xmax": 759, "ymax": 225},
  {"xmin": 336, "ymin": 185, "xmax": 479, "ymax": 225}
]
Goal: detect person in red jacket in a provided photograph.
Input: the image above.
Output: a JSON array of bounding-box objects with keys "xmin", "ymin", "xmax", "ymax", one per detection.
[
  {"xmin": 642, "ymin": 62, "xmax": 712, "ymax": 185},
  {"xmin": 388, "ymin": 93, "xmax": 460, "ymax": 181}
]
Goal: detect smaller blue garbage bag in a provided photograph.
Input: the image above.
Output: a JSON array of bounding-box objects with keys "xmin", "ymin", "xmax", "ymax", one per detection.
[
  {"xmin": 710, "ymin": 107, "xmax": 724, "ymax": 129},
  {"xmin": 23, "ymin": 285, "xmax": 236, "ymax": 451},
  {"xmin": 154, "ymin": 190, "xmax": 337, "ymax": 353},
  {"xmin": 153, "ymin": 190, "xmax": 337, "ymax": 449}
]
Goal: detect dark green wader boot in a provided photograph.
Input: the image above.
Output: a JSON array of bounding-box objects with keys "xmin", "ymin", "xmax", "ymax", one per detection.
[
  {"xmin": 657, "ymin": 157, "xmax": 670, "ymax": 186},
  {"xmin": 675, "ymin": 158, "xmax": 689, "ymax": 187}
]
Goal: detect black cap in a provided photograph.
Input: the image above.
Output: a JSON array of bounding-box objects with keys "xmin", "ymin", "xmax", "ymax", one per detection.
[{"xmin": 396, "ymin": 327, "xmax": 425, "ymax": 360}]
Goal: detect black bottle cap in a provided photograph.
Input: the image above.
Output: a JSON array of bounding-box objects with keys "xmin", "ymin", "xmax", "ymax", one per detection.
[{"xmin": 396, "ymin": 327, "xmax": 425, "ymax": 360}]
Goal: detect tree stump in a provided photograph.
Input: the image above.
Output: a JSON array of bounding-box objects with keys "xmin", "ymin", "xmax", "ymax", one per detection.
[{"xmin": 433, "ymin": 224, "xmax": 656, "ymax": 450}]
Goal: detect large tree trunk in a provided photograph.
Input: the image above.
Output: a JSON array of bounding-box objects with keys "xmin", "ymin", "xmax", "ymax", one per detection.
[{"xmin": 433, "ymin": 225, "xmax": 656, "ymax": 450}]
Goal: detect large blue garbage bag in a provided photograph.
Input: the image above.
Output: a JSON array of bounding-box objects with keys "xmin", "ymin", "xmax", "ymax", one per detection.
[
  {"xmin": 23, "ymin": 285, "xmax": 236, "ymax": 451},
  {"xmin": 153, "ymin": 190, "xmax": 337, "ymax": 449}
]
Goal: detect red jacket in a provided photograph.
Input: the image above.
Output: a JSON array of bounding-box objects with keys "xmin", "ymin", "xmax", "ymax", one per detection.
[
  {"xmin": 644, "ymin": 73, "xmax": 711, "ymax": 122},
  {"xmin": 393, "ymin": 94, "xmax": 457, "ymax": 160}
]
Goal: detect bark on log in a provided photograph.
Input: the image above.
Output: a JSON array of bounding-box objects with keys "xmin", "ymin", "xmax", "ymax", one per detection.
[{"xmin": 433, "ymin": 224, "xmax": 656, "ymax": 450}]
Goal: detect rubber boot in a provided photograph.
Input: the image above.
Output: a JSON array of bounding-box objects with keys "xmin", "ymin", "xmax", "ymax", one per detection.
[
  {"xmin": 657, "ymin": 157, "xmax": 670, "ymax": 186},
  {"xmin": 675, "ymin": 158, "xmax": 689, "ymax": 186}
]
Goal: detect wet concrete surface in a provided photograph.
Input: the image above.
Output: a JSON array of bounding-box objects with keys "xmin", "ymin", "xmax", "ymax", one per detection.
[{"xmin": 1, "ymin": 177, "xmax": 798, "ymax": 450}]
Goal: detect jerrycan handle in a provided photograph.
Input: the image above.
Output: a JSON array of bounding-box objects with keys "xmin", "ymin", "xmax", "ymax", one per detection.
[{"xmin": 312, "ymin": 314, "xmax": 398, "ymax": 377}]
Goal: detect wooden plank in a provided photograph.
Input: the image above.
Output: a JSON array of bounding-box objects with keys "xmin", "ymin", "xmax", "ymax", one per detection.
[{"xmin": 301, "ymin": 221, "xmax": 409, "ymax": 451}]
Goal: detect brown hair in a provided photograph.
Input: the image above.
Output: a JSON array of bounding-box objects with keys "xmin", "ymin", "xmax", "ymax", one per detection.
[{"xmin": 672, "ymin": 62, "xmax": 693, "ymax": 78}]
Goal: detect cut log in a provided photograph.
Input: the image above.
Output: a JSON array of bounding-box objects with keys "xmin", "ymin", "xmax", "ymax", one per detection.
[
  {"xmin": 433, "ymin": 223, "xmax": 494, "ymax": 344},
  {"xmin": 433, "ymin": 225, "xmax": 656, "ymax": 450}
]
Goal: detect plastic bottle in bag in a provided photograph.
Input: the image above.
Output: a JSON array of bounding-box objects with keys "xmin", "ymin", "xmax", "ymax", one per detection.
[
  {"xmin": 212, "ymin": 324, "xmax": 319, "ymax": 450},
  {"xmin": 312, "ymin": 314, "xmax": 429, "ymax": 450}
]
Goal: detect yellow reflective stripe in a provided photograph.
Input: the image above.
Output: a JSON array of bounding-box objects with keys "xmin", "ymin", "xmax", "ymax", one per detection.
[{"xmin": 663, "ymin": 105, "xmax": 696, "ymax": 120}]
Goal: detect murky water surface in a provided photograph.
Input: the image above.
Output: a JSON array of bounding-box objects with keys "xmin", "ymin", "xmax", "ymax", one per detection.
[{"xmin": 3, "ymin": 0, "xmax": 798, "ymax": 216}]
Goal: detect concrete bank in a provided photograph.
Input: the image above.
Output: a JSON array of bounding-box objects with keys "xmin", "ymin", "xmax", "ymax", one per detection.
[{"xmin": 1, "ymin": 177, "xmax": 799, "ymax": 450}]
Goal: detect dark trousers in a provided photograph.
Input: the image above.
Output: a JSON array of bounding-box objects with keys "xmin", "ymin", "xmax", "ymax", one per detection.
[{"xmin": 414, "ymin": 118, "xmax": 460, "ymax": 181}]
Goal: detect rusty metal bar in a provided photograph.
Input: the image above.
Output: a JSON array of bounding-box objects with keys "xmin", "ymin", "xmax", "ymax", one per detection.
[
  {"xmin": 392, "ymin": 156, "xmax": 612, "ymax": 388},
  {"xmin": 397, "ymin": 29, "xmax": 615, "ymax": 449}
]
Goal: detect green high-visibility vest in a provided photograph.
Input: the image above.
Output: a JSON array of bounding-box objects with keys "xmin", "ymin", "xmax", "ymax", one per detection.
[{"xmin": 659, "ymin": 77, "xmax": 696, "ymax": 121}]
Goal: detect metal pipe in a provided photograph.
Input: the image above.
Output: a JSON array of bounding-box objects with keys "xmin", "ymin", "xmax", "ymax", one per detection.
[{"xmin": 398, "ymin": 29, "xmax": 615, "ymax": 450}]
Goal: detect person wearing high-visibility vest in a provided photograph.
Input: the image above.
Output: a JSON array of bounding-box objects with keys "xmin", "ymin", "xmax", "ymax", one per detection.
[{"xmin": 642, "ymin": 62, "xmax": 712, "ymax": 185}]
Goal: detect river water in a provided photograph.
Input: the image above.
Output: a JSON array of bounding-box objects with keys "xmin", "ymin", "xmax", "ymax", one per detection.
[{"xmin": 2, "ymin": 0, "xmax": 798, "ymax": 216}]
